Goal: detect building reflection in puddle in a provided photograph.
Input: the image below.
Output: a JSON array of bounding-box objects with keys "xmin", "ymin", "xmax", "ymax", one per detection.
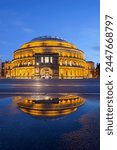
[{"xmin": 15, "ymin": 95, "xmax": 85, "ymax": 118}]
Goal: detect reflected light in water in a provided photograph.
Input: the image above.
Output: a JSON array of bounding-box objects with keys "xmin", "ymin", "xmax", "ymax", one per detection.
[{"xmin": 17, "ymin": 95, "xmax": 85, "ymax": 118}]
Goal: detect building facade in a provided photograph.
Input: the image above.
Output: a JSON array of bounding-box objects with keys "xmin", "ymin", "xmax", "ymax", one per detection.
[
  {"xmin": 86, "ymin": 61, "xmax": 95, "ymax": 78},
  {"xmin": 3, "ymin": 36, "xmax": 94, "ymax": 79}
]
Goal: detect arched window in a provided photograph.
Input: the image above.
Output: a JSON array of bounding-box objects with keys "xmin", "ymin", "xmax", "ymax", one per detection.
[
  {"xmin": 60, "ymin": 60, "xmax": 62, "ymax": 65},
  {"xmin": 74, "ymin": 70, "xmax": 76, "ymax": 75},
  {"xmin": 74, "ymin": 61, "xmax": 76, "ymax": 66},
  {"xmin": 28, "ymin": 61, "xmax": 30, "ymax": 66},
  {"xmin": 19, "ymin": 62, "xmax": 21, "ymax": 66},
  {"xmin": 65, "ymin": 59, "xmax": 67, "ymax": 66},
  {"xmin": 70, "ymin": 61, "xmax": 72, "ymax": 66}
]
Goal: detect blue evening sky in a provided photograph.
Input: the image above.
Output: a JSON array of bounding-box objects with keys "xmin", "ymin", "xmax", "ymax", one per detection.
[{"xmin": 0, "ymin": 0, "xmax": 100, "ymax": 64}]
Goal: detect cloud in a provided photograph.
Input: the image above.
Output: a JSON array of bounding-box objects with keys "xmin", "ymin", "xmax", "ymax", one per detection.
[
  {"xmin": 91, "ymin": 46, "xmax": 100, "ymax": 51},
  {"xmin": 0, "ymin": 41, "xmax": 8, "ymax": 45},
  {"xmin": 79, "ymin": 28, "xmax": 99, "ymax": 37},
  {"xmin": 22, "ymin": 27, "xmax": 34, "ymax": 33},
  {"xmin": 12, "ymin": 21, "xmax": 24, "ymax": 26},
  {"xmin": 11, "ymin": 20, "xmax": 34, "ymax": 33}
]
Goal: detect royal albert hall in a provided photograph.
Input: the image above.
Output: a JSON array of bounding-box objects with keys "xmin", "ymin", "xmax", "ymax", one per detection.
[{"xmin": 8, "ymin": 36, "xmax": 94, "ymax": 79}]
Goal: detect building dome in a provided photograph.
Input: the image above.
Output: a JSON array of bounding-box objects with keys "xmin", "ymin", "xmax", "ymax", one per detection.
[
  {"xmin": 19, "ymin": 35, "xmax": 77, "ymax": 49},
  {"xmin": 31, "ymin": 36, "xmax": 67, "ymax": 42}
]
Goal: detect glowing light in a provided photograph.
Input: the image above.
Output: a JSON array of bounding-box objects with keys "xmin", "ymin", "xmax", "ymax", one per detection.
[{"xmin": 45, "ymin": 57, "xmax": 49, "ymax": 63}]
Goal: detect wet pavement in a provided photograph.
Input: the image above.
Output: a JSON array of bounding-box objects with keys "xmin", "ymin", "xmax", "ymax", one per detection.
[{"xmin": 0, "ymin": 79, "xmax": 100, "ymax": 150}]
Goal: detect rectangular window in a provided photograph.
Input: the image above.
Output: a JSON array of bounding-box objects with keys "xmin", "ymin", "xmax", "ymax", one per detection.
[
  {"xmin": 50, "ymin": 57, "xmax": 53, "ymax": 63},
  {"xmin": 41, "ymin": 57, "xmax": 44, "ymax": 63},
  {"xmin": 45, "ymin": 57, "xmax": 49, "ymax": 63}
]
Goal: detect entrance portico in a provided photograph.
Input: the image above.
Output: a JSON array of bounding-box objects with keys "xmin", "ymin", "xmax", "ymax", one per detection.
[
  {"xmin": 35, "ymin": 53, "xmax": 59, "ymax": 79},
  {"xmin": 40, "ymin": 67, "xmax": 53, "ymax": 79}
]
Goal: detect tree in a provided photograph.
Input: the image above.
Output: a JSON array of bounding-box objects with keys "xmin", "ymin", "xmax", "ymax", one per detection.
[{"xmin": 95, "ymin": 63, "xmax": 100, "ymax": 78}]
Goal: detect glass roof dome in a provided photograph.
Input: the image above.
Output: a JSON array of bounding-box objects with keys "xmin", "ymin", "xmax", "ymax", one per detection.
[{"xmin": 31, "ymin": 36, "xmax": 67, "ymax": 42}]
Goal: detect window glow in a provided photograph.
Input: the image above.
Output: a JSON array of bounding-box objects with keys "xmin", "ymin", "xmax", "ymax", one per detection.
[
  {"xmin": 36, "ymin": 62, "xmax": 39, "ymax": 65},
  {"xmin": 60, "ymin": 61, "xmax": 62, "ymax": 65},
  {"xmin": 70, "ymin": 61, "xmax": 72, "ymax": 66},
  {"xmin": 45, "ymin": 57, "xmax": 49, "ymax": 63},
  {"xmin": 41, "ymin": 57, "xmax": 44, "ymax": 63},
  {"xmin": 50, "ymin": 57, "xmax": 53, "ymax": 63},
  {"xmin": 28, "ymin": 61, "xmax": 30, "ymax": 66},
  {"xmin": 65, "ymin": 60, "xmax": 67, "ymax": 65}
]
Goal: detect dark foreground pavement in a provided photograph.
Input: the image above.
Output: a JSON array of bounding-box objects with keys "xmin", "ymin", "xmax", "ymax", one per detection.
[{"xmin": 0, "ymin": 79, "xmax": 100, "ymax": 94}]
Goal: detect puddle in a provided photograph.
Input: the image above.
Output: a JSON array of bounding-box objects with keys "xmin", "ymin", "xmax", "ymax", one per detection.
[{"xmin": 16, "ymin": 95, "xmax": 85, "ymax": 118}]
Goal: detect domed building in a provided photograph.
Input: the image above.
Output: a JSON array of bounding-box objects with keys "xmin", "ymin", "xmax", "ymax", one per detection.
[{"xmin": 3, "ymin": 36, "xmax": 94, "ymax": 79}]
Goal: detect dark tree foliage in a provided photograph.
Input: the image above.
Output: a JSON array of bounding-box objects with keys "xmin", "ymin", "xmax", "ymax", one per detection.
[{"xmin": 95, "ymin": 63, "xmax": 100, "ymax": 78}]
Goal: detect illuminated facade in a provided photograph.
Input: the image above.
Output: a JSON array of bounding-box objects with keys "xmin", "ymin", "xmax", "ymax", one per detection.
[
  {"xmin": 86, "ymin": 61, "xmax": 95, "ymax": 78},
  {"xmin": 4, "ymin": 36, "xmax": 94, "ymax": 79}
]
